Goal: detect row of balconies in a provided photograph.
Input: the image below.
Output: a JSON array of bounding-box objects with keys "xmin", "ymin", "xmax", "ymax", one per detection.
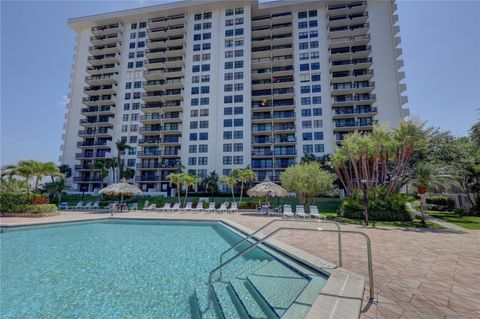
[
  {"xmin": 252, "ymin": 135, "xmax": 296, "ymax": 144},
  {"xmin": 148, "ymin": 14, "xmax": 185, "ymax": 26},
  {"xmin": 329, "ymin": 23, "xmax": 369, "ymax": 34},
  {"xmin": 143, "ymin": 67, "xmax": 183, "ymax": 79},
  {"xmin": 75, "ymin": 152, "xmax": 109, "ymax": 160},
  {"xmin": 88, "ymin": 42, "xmax": 121, "ymax": 55},
  {"xmin": 84, "ymin": 84, "xmax": 116, "ymax": 96},
  {"xmin": 332, "ymin": 94, "xmax": 376, "ymax": 105},
  {"xmin": 90, "ymin": 33, "xmax": 121, "ymax": 45},
  {"xmin": 333, "ymin": 118, "xmax": 377, "ymax": 128},
  {"xmin": 252, "ymin": 124, "xmax": 296, "ymax": 133},
  {"xmin": 81, "ymin": 105, "xmax": 115, "ymax": 115},
  {"xmin": 141, "ymin": 101, "xmax": 183, "ymax": 112},
  {"xmin": 140, "ymin": 113, "xmax": 180, "ymax": 121},
  {"xmin": 82, "ymin": 95, "xmax": 116, "ymax": 106},
  {"xmin": 78, "ymin": 128, "xmax": 111, "ymax": 137},
  {"xmin": 139, "ymin": 125, "xmax": 181, "ymax": 133},
  {"xmin": 331, "ymin": 81, "xmax": 375, "ymax": 94},
  {"xmin": 137, "ymin": 150, "xmax": 179, "ymax": 157},
  {"xmin": 327, "ymin": 12, "xmax": 368, "ymax": 28},
  {"xmin": 76, "ymin": 140, "xmax": 110, "ymax": 147},
  {"xmin": 91, "ymin": 22, "xmax": 122, "ymax": 35},
  {"xmin": 333, "ymin": 106, "xmax": 378, "ymax": 116},
  {"xmin": 146, "ymin": 34, "xmax": 185, "ymax": 48},
  {"xmin": 73, "ymin": 176, "xmax": 104, "ymax": 182},
  {"xmin": 87, "ymin": 53, "xmax": 120, "ymax": 66},
  {"xmin": 251, "ymin": 160, "xmax": 296, "ymax": 170},
  {"xmin": 252, "ymin": 99, "xmax": 294, "ymax": 109},
  {"xmin": 85, "ymin": 73, "xmax": 118, "ymax": 85},
  {"xmin": 136, "ymin": 161, "xmax": 180, "ymax": 170},
  {"xmin": 138, "ymin": 137, "xmax": 180, "ymax": 145},
  {"xmin": 251, "ymin": 149, "xmax": 297, "ymax": 157},
  {"xmin": 86, "ymin": 64, "xmax": 118, "ymax": 76},
  {"xmin": 327, "ymin": 1, "xmax": 367, "ymax": 12}
]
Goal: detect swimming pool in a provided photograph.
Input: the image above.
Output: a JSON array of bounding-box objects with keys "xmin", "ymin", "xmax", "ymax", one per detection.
[{"xmin": 0, "ymin": 219, "xmax": 328, "ymax": 318}]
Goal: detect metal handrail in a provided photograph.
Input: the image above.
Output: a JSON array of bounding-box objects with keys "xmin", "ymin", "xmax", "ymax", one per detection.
[
  {"xmin": 220, "ymin": 219, "xmax": 343, "ymax": 267},
  {"xmin": 205, "ymin": 228, "xmax": 375, "ymax": 312}
]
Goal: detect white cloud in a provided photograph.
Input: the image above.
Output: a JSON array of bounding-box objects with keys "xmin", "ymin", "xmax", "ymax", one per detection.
[{"xmin": 58, "ymin": 95, "xmax": 70, "ymax": 106}]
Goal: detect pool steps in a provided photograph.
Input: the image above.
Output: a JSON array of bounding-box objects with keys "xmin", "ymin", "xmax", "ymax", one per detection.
[{"xmin": 193, "ymin": 257, "xmax": 313, "ymax": 319}]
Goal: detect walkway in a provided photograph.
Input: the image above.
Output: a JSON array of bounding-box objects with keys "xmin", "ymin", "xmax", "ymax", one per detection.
[
  {"xmin": 407, "ymin": 203, "xmax": 466, "ymax": 232},
  {"xmin": 2, "ymin": 211, "xmax": 479, "ymax": 319}
]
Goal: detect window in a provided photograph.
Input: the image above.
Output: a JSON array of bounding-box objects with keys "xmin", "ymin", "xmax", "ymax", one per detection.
[
  {"xmin": 301, "ymin": 86, "xmax": 311, "ymax": 94},
  {"xmin": 223, "ymin": 156, "xmax": 232, "ymax": 165},
  {"xmin": 202, "ymin": 43, "xmax": 211, "ymax": 50},
  {"xmin": 223, "ymin": 169, "xmax": 231, "ymax": 176},
  {"xmin": 125, "ymin": 93, "xmax": 131, "ymax": 99},
  {"xmin": 234, "ymin": 72, "xmax": 243, "ymax": 80},
  {"xmin": 190, "ymin": 133, "xmax": 197, "ymax": 141},
  {"xmin": 233, "ymin": 156, "xmax": 243, "ymax": 165},
  {"xmin": 300, "ymin": 63, "xmax": 309, "ymax": 71},
  {"xmin": 312, "ymin": 96, "xmax": 322, "ymax": 104},
  {"xmin": 131, "ymin": 113, "xmax": 139, "ymax": 121},
  {"xmin": 310, "ymin": 41, "xmax": 319, "ymax": 49},
  {"xmin": 189, "ymin": 145, "xmax": 197, "ymax": 153},
  {"xmin": 135, "ymin": 61, "xmax": 143, "ymax": 68},
  {"xmin": 233, "ymin": 143, "xmax": 243, "ymax": 152},
  {"xmin": 311, "ymin": 62, "xmax": 320, "ymax": 70},
  {"xmin": 309, "ymin": 30, "xmax": 318, "ymax": 38},
  {"xmin": 234, "ymin": 61, "xmax": 244, "ymax": 68},
  {"xmin": 133, "ymin": 92, "xmax": 140, "ymax": 99},
  {"xmin": 137, "ymin": 51, "xmax": 144, "ymax": 58},
  {"xmin": 312, "ymin": 85, "xmax": 321, "ymax": 93},
  {"xmin": 235, "ymin": 7, "xmax": 244, "ymax": 14},
  {"xmin": 127, "ymin": 62, "xmax": 134, "ymax": 69},
  {"xmin": 199, "ymin": 121, "xmax": 208, "ymax": 129},
  {"xmin": 122, "ymin": 125, "xmax": 128, "ymax": 132},
  {"xmin": 201, "ymin": 86, "xmax": 210, "ymax": 94},
  {"xmin": 300, "ymin": 74, "xmax": 310, "ymax": 82},
  {"xmin": 224, "ymin": 84, "xmax": 233, "ymax": 92},
  {"xmin": 125, "ymin": 82, "xmax": 132, "ymax": 89},
  {"xmin": 201, "ymin": 64, "xmax": 210, "ymax": 71},
  {"xmin": 311, "ymin": 74, "xmax": 321, "ymax": 82},
  {"xmin": 309, "ymin": 20, "xmax": 318, "ymax": 28},
  {"xmin": 203, "ymin": 33, "xmax": 211, "ymax": 40},
  {"xmin": 234, "ymin": 95, "xmax": 243, "ymax": 103},
  {"xmin": 224, "ymin": 107, "xmax": 233, "ymax": 115},
  {"xmin": 203, "ymin": 22, "xmax": 211, "ymax": 29},
  {"xmin": 225, "ymin": 29, "xmax": 234, "ymax": 37},
  {"xmin": 299, "ymin": 31, "xmax": 308, "ymax": 39},
  {"xmin": 194, "ymin": 34, "xmax": 201, "ymax": 41},
  {"xmin": 188, "ymin": 157, "xmax": 197, "ymax": 165},
  {"xmin": 224, "ymin": 119, "xmax": 232, "ymax": 127},
  {"xmin": 193, "ymin": 44, "xmax": 201, "ymax": 51},
  {"xmin": 234, "ymin": 119, "xmax": 243, "ymax": 127},
  {"xmin": 234, "ymin": 106, "xmax": 243, "ymax": 114},
  {"xmin": 223, "ymin": 144, "xmax": 232, "ymax": 152},
  {"xmin": 200, "ymin": 97, "xmax": 209, "ymax": 105},
  {"xmin": 303, "ymin": 133, "xmax": 313, "ymax": 141},
  {"xmin": 124, "ymin": 103, "xmax": 130, "ymax": 110},
  {"xmin": 131, "ymin": 23, "xmax": 137, "ymax": 29},
  {"xmin": 198, "ymin": 157, "xmax": 208, "ymax": 165},
  {"xmin": 234, "ymin": 131, "xmax": 243, "ymax": 139},
  {"xmin": 301, "ymin": 97, "xmax": 311, "ymax": 105},
  {"xmin": 192, "ymin": 75, "xmax": 200, "ymax": 83},
  {"xmin": 128, "ymin": 52, "xmax": 135, "ymax": 59},
  {"xmin": 301, "ymin": 109, "xmax": 312, "ymax": 117},
  {"xmin": 190, "ymin": 121, "xmax": 198, "ymax": 129},
  {"xmin": 191, "ymin": 98, "xmax": 199, "ymax": 106},
  {"xmin": 127, "ymin": 159, "xmax": 136, "ymax": 167},
  {"xmin": 225, "ymin": 40, "xmax": 233, "ymax": 48},
  {"xmin": 309, "ymin": 10, "xmax": 317, "ymax": 17},
  {"xmin": 138, "ymin": 31, "xmax": 146, "ymax": 38},
  {"xmin": 191, "ymin": 87, "xmax": 199, "ymax": 95},
  {"xmin": 130, "ymin": 124, "xmax": 138, "ymax": 132},
  {"xmin": 191, "ymin": 109, "xmax": 199, "ymax": 117},
  {"xmin": 226, "ymin": 19, "xmax": 234, "ymax": 26},
  {"xmin": 225, "ymin": 61, "xmax": 233, "ymax": 69},
  {"xmin": 303, "ymin": 145, "xmax": 313, "ymax": 153},
  {"xmin": 203, "ymin": 12, "xmax": 212, "ymax": 19},
  {"xmin": 192, "ymin": 65, "xmax": 200, "ymax": 72},
  {"xmin": 234, "ymin": 49, "xmax": 243, "ymax": 57},
  {"xmin": 315, "ymin": 144, "xmax": 324, "ymax": 153},
  {"xmin": 313, "ymin": 119, "xmax": 323, "ymax": 128},
  {"xmin": 235, "ymin": 28, "xmax": 244, "ymax": 36},
  {"xmin": 226, "ymin": 8, "xmax": 234, "ymax": 16},
  {"xmin": 137, "ymin": 41, "xmax": 145, "ymax": 48},
  {"xmin": 201, "ymin": 75, "xmax": 210, "ymax": 82},
  {"xmin": 225, "ymin": 51, "xmax": 234, "ymax": 58},
  {"xmin": 139, "ymin": 21, "xmax": 146, "ymax": 28},
  {"xmin": 235, "ymin": 40, "xmax": 244, "ymax": 46},
  {"xmin": 299, "ymin": 52, "xmax": 309, "ymax": 61},
  {"xmin": 224, "ymin": 131, "xmax": 232, "ymax": 139},
  {"xmin": 302, "ymin": 120, "xmax": 312, "ymax": 128},
  {"xmin": 199, "ymin": 144, "xmax": 208, "ymax": 152},
  {"xmin": 235, "ymin": 18, "xmax": 244, "ymax": 25},
  {"xmin": 123, "ymin": 114, "xmax": 129, "ymax": 121},
  {"xmin": 298, "ymin": 21, "xmax": 308, "ymax": 29},
  {"xmin": 312, "ymin": 108, "xmax": 322, "ymax": 116},
  {"xmin": 224, "ymin": 96, "xmax": 233, "ymax": 103},
  {"xmin": 234, "ymin": 83, "xmax": 243, "ymax": 91},
  {"xmin": 200, "ymin": 109, "xmax": 209, "ymax": 116},
  {"xmin": 194, "ymin": 13, "xmax": 202, "ymax": 21},
  {"xmin": 314, "ymin": 132, "xmax": 324, "ymax": 140},
  {"xmin": 299, "ymin": 42, "xmax": 308, "ymax": 50},
  {"xmin": 224, "ymin": 73, "xmax": 233, "ymax": 81},
  {"xmin": 298, "ymin": 11, "xmax": 307, "ymax": 19},
  {"xmin": 194, "ymin": 23, "xmax": 201, "ymax": 31},
  {"xmin": 132, "ymin": 102, "xmax": 140, "ymax": 110},
  {"xmin": 202, "ymin": 53, "xmax": 211, "ymax": 61}
]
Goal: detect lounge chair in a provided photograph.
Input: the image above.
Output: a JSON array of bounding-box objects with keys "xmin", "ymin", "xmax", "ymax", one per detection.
[
  {"xmin": 157, "ymin": 203, "xmax": 171, "ymax": 212},
  {"xmin": 59, "ymin": 202, "xmax": 69, "ymax": 210},
  {"xmin": 283, "ymin": 205, "xmax": 294, "ymax": 219},
  {"xmin": 68, "ymin": 201, "xmax": 84, "ymax": 210},
  {"xmin": 144, "ymin": 204, "xmax": 157, "ymax": 211},
  {"xmin": 166, "ymin": 203, "xmax": 180, "ymax": 212},
  {"xmin": 91, "ymin": 201, "xmax": 101, "ymax": 210},
  {"xmin": 296, "ymin": 205, "xmax": 308, "ymax": 218},
  {"xmin": 205, "ymin": 202, "xmax": 216, "ymax": 213},
  {"xmin": 83, "ymin": 202, "xmax": 93, "ymax": 210},
  {"xmin": 128, "ymin": 203, "xmax": 138, "ymax": 211},
  {"xmin": 309, "ymin": 206, "xmax": 326, "ymax": 220},
  {"xmin": 192, "ymin": 203, "xmax": 204, "ymax": 212},
  {"xmin": 216, "ymin": 202, "xmax": 228, "ymax": 213},
  {"xmin": 228, "ymin": 202, "xmax": 238, "ymax": 213},
  {"xmin": 181, "ymin": 202, "xmax": 193, "ymax": 211}
]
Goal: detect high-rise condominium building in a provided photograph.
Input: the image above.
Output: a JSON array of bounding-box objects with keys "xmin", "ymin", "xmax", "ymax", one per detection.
[{"xmin": 61, "ymin": 0, "xmax": 408, "ymax": 194}]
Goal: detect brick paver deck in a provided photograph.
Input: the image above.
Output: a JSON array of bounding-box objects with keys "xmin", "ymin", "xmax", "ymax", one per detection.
[{"xmin": 1, "ymin": 211, "xmax": 479, "ymax": 319}]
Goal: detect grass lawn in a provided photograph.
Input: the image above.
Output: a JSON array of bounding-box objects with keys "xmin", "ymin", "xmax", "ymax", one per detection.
[{"xmin": 427, "ymin": 211, "xmax": 480, "ymax": 230}]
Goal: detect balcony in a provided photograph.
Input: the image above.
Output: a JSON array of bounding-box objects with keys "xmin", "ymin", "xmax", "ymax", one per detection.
[
  {"xmin": 327, "ymin": 12, "xmax": 368, "ymax": 28},
  {"xmin": 77, "ymin": 140, "xmax": 110, "ymax": 148},
  {"xmin": 135, "ymin": 175, "xmax": 161, "ymax": 182},
  {"xmin": 84, "ymin": 84, "xmax": 116, "ymax": 96},
  {"xmin": 330, "ymin": 45, "xmax": 371, "ymax": 60},
  {"xmin": 90, "ymin": 33, "xmax": 121, "ymax": 45},
  {"xmin": 73, "ymin": 176, "xmax": 104, "ymax": 182},
  {"xmin": 85, "ymin": 73, "xmax": 118, "ymax": 85},
  {"xmin": 146, "ymin": 34, "xmax": 185, "ymax": 49},
  {"xmin": 329, "ymin": 23, "xmax": 369, "ymax": 37},
  {"xmin": 147, "ymin": 25, "xmax": 185, "ymax": 41},
  {"xmin": 78, "ymin": 129, "xmax": 111, "ymax": 137},
  {"xmin": 79, "ymin": 117, "xmax": 113, "ymax": 127},
  {"xmin": 75, "ymin": 152, "xmax": 108, "ymax": 159},
  {"xmin": 89, "ymin": 42, "xmax": 121, "ymax": 55},
  {"xmin": 81, "ymin": 106, "xmax": 115, "ymax": 116},
  {"xmin": 327, "ymin": 1, "xmax": 367, "ymax": 14},
  {"xmin": 82, "ymin": 95, "xmax": 116, "ymax": 106},
  {"xmin": 87, "ymin": 53, "xmax": 120, "ymax": 66},
  {"xmin": 91, "ymin": 22, "xmax": 122, "ymax": 36},
  {"xmin": 329, "ymin": 34, "xmax": 370, "ymax": 48},
  {"xmin": 331, "ymin": 69, "xmax": 374, "ymax": 83},
  {"xmin": 251, "ymin": 150, "xmax": 273, "ymax": 157},
  {"xmin": 330, "ymin": 57, "xmax": 373, "ymax": 72},
  {"xmin": 74, "ymin": 164, "xmax": 94, "ymax": 170},
  {"xmin": 86, "ymin": 64, "xmax": 118, "ymax": 76},
  {"xmin": 148, "ymin": 14, "xmax": 185, "ymax": 28}
]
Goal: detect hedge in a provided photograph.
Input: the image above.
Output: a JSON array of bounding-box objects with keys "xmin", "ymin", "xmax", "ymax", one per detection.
[
  {"xmin": 426, "ymin": 196, "xmax": 455, "ymax": 211},
  {"xmin": 340, "ymin": 195, "xmax": 413, "ymax": 221}
]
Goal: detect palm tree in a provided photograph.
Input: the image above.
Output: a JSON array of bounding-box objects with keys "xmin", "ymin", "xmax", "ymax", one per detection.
[
  {"xmin": 301, "ymin": 152, "xmax": 316, "ymax": 163},
  {"xmin": 233, "ymin": 168, "xmax": 257, "ymax": 203},
  {"xmin": 59, "ymin": 164, "xmax": 72, "ymax": 178},
  {"xmin": 7, "ymin": 160, "xmax": 36, "ymax": 193},
  {"xmin": 42, "ymin": 162, "xmax": 61, "ymax": 183},
  {"xmin": 42, "ymin": 178, "xmax": 70, "ymax": 206},
  {"xmin": 94, "ymin": 160, "xmax": 109, "ymax": 183},
  {"xmin": 104, "ymin": 158, "xmax": 118, "ymax": 183},
  {"xmin": 200, "ymin": 171, "xmax": 220, "ymax": 197},
  {"xmin": 222, "ymin": 175, "xmax": 237, "ymax": 202},
  {"xmin": 167, "ymin": 172, "xmax": 183, "ymax": 204},
  {"xmin": 410, "ymin": 162, "xmax": 454, "ymax": 224},
  {"xmin": 115, "ymin": 139, "xmax": 132, "ymax": 179},
  {"xmin": 183, "ymin": 174, "xmax": 200, "ymax": 206}
]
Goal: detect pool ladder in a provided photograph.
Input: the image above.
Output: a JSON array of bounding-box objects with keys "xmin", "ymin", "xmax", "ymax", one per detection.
[{"xmin": 205, "ymin": 219, "xmax": 376, "ymax": 313}]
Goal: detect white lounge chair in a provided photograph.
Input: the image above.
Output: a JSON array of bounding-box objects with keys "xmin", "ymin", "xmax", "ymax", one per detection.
[
  {"xmin": 181, "ymin": 202, "xmax": 193, "ymax": 211},
  {"xmin": 59, "ymin": 202, "xmax": 69, "ymax": 210},
  {"xmin": 128, "ymin": 203, "xmax": 138, "ymax": 211},
  {"xmin": 157, "ymin": 203, "xmax": 171, "ymax": 212},
  {"xmin": 309, "ymin": 206, "xmax": 326, "ymax": 220},
  {"xmin": 228, "ymin": 202, "xmax": 238, "ymax": 213},
  {"xmin": 216, "ymin": 202, "xmax": 228, "ymax": 213},
  {"xmin": 192, "ymin": 202, "xmax": 204, "ymax": 212},
  {"xmin": 144, "ymin": 204, "xmax": 157, "ymax": 211},
  {"xmin": 83, "ymin": 202, "xmax": 93, "ymax": 210},
  {"xmin": 166, "ymin": 203, "xmax": 180, "ymax": 212},
  {"xmin": 68, "ymin": 201, "xmax": 84, "ymax": 210},
  {"xmin": 296, "ymin": 205, "xmax": 308, "ymax": 218},
  {"xmin": 205, "ymin": 202, "xmax": 216, "ymax": 213},
  {"xmin": 283, "ymin": 205, "xmax": 294, "ymax": 219},
  {"xmin": 91, "ymin": 201, "xmax": 101, "ymax": 210}
]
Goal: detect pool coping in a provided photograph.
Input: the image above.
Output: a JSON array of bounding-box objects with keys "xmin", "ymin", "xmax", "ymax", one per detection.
[{"xmin": 1, "ymin": 216, "xmax": 365, "ymax": 319}]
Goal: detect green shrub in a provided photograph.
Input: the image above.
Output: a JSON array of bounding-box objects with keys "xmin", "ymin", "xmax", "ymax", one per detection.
[
  {"xmin": 426, "ymin": 196, "xmax": 455, "ymax": 211},
  {"xmin": 25, "ymin": 204, "xmax": 58, "ymax": 214},
  {"xmin": 238, "ymin": 201, "xmax": 257, "ymax": 209},
  {"xmin": 155, "ymin": 198, "xmax": 165, "ymax": 207},
  {"xmin": 341, "ymin": 193, "xmax": 413, "ymax": 221}
]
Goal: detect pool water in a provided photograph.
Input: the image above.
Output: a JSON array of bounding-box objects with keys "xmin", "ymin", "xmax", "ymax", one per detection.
[{"xmin": 0, "ymin": 220, "xmax": 326, "ymax": 318}]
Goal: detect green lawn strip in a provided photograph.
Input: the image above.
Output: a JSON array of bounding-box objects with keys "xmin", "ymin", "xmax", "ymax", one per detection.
[
  {"xmin": 426, "ymin": 211, "xmax": 480, "ymax": 230},
  {"xmin": 323, "ymin": 212, "xmax": 444, "ymax": 229}
]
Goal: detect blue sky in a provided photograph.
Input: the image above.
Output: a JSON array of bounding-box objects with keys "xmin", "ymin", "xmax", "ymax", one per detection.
[{"xmin": 1, "ymin": 0, "xmax": 479, "ymax": 165}]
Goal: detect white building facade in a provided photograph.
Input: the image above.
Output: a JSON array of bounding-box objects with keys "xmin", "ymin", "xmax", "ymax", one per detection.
[{"xmin": 61, "ymin": 0, "xmax": 407, "ymax": 194}]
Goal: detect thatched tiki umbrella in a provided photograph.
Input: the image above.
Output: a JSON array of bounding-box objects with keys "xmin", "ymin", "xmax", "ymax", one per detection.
[
  {"xmin": 99, "ymin": 178, "xmax": 142, "ymax": 209},
  {"xmin": 247, "ymin": 177, "xmax": 288, "ymax": 207}
]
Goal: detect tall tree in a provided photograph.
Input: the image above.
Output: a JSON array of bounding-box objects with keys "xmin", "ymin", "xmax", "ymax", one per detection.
[
  {"xmin": 200, "ymin": 171, "xmax": 220, "ymax": 197},
  {"xmin": 221, "ymin": 175, "xmax": 237, "ymax": 202},
  {"xmin": 232, "ymin": 168, "xmax": 257, "ymax": 203},
  {"xmin": 301, "ymin": 152, "xmax": 316, "ymax": 163},
  {"xmin": 182, "ymin": 174, "xmax": 199, "ymax": 205},
  {"xmin": 167, "ymin": 172, "xmax": 183, "ymax": 204},
  {"xmin": 104, "ymin": 158, "xmax": 118, "ymax": 183},
  {"xmin": 59, "ymin": 164, "xmax": 72, "ymax": 178},
  {"xmin": 115, "ymin": 139, "xmax": 132, "ymax": 180}
]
